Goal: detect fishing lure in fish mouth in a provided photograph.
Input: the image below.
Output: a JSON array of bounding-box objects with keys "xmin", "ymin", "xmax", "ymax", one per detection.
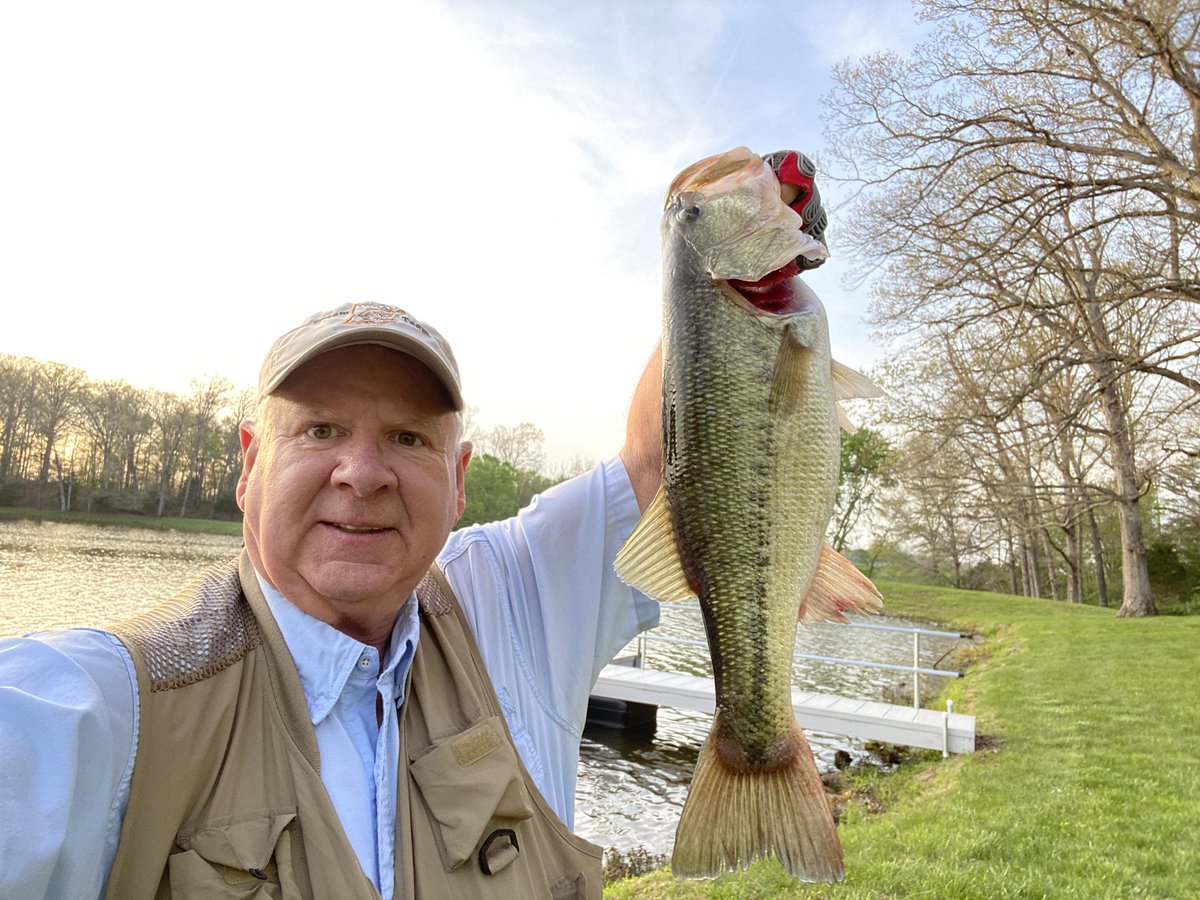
[
  {"xmin": 762, "ymin": 149, "xmax": 828, "ymax": 271},
  {"xmin": 727, "ymin": 150, "xmax": 828, "ymax": 312}
]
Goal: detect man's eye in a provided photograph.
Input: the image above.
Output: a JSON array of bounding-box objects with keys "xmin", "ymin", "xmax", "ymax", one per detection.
[
  {"xmin": 395, "ymin": 432, "xmax": 424, "ymax": 447},
  {"xmin": 306, "ymin": 424, "xmax": 336, "ymax": 440}
]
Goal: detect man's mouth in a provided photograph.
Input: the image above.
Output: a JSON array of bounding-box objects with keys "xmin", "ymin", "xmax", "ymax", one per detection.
[
  {"xmin": 326, "ymin": 522, "xmax": 390, "ymax": 534},
  {"xmin": 728, "ymin": 261, "xmax": 799, "ymax": 313}
]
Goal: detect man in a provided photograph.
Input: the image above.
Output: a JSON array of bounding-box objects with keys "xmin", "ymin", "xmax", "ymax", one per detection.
[{"xmin": 0, "ymin": 302, "xmax": 663, "ymax": 899}]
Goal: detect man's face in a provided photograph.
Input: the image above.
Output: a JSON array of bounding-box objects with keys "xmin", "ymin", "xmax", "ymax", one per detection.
[{"xmin": 237, "ymin": 345, "xmax": 471, "ymax": 644}]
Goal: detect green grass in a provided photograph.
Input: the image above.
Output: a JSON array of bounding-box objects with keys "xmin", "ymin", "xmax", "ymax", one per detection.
[
  {"xmin": 605, "ymin": 582, "xmax": 1200, "ymax": 899},
  {"xmin": 0, "ymin": 505, "xmax": 243, "ymax": 536}
]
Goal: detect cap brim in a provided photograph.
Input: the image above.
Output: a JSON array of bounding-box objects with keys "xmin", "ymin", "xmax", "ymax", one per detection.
[{"xmin": 261, "ymin": 329, "xmax": 464, "ymax": 411}]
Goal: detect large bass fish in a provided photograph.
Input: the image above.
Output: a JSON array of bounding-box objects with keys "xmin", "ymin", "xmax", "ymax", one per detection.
[{"xmin": 616, "ymin": 147, "xmax": 882, "ymax": 883}]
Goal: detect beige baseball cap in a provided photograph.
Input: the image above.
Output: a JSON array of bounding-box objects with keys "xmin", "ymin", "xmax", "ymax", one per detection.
[{"xmin": 258, "ymin": 302, "xmax": 463, "ymax": 410}]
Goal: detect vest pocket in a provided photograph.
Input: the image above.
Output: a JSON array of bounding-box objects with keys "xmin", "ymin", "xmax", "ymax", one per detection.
[
  {"xmin": 168, "ymin": 810, "xmax": 297, "ymax": 898},
  {"xmin": 409, "ymin": 716, "xmax": 535, "ymax": 871}
]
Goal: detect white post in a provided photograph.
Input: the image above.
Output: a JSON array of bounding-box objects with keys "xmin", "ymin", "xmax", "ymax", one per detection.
[
  {"xmin": 942, "ymin": 699, "xmax": 954, "ymax": 757},
  {"xmin": 912, "ymin": 631, "xmax": 921, "ymax": 709}
]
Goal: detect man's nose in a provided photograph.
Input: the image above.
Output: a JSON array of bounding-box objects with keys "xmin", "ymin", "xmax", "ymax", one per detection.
[{"xmin": 331, "ymin": 437, "xmax": 398, "ymax": 496}]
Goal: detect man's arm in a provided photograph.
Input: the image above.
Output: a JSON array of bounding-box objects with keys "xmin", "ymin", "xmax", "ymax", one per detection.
[
  {"xmin": 619, "ymin": 343, "xmax": 662, "ymax": 513},
  {"xmin": 0, "ymin": 630, "xmax": 136, "ymax": 899}
]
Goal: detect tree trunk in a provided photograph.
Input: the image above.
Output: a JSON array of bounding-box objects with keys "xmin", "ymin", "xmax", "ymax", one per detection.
[
  {"xmin": 1006, "ymin": 533, "xmax": 1020, "ymax": 596},
  {"xmin": 179, "ymin": 471, "xmax": 193, "ymax": 518},
  {"xmin": 1065, "ymin": 516, "xmax": 1084, "ymax": 604},
  {"xmin": 1087, "ymin": 507, "xmax": 1109, "ymax": 608},
  {"xmin": 1041, "ymin": 529, "xmax": 1060, "ymax": 601},
  {"xmin": 1091, "ymin": 364, "xmax": 1156, "ymax": 617},
  {"xmin": 38, "ymin": 435, "xmax": 54, "ymax": 486},
  {"xmin": 1021, "ymin": 523, "xmax": 1042, "ymax": 598},
  {"xmin": 0, "ymin": 412, "xmax": 17, "ymax": 476}
]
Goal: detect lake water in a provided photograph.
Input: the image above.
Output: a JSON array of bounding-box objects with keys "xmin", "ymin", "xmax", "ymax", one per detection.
[{"xmin": 0, "ymin": 518, "xmax": 963, "ymax": 856}]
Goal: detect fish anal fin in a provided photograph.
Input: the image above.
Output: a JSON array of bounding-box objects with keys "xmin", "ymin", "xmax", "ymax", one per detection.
[
  {"xmin": 831, "ymin": 359, "xmax": 883, "ymax": 401},
  {"xmin": 672, "ymin": 721, "xmax": 844, "ymax": 882},
  {"xmin": 614, "ymin": 486, "xmax": 695, "ymax": 602},
  {"xmin": 797, "ymin": 543, "xmax": 883, "ymax": 624}
]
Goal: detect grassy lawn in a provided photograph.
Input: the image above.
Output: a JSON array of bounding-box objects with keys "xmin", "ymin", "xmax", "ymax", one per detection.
[
  {"xmin": 605, "ymin": 582, "xmax": 1199, "ymax": 899},
  {"xmin": 0, "ymin": 505, "xmax": 242, "ymax": 537}
]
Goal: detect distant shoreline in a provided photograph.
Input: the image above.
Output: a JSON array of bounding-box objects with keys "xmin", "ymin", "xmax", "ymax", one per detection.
[{"xmin": 0, "ymin": 506, "xmax": 243, "ymax": 538}]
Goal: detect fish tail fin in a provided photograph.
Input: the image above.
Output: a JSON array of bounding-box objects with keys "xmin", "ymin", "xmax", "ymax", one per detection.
[{"xmin": 672, "ymin": 723, "xmax": 844, "ymax": 883}]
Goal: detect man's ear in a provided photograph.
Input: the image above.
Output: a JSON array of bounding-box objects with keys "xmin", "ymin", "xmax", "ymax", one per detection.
[
  {"xmin": 235, "ymin": 419, "xmax": 258, "ymax": 512},
  {"xmin": 454, "ymin": 441, "xmax": 473, "ymax": 520}
]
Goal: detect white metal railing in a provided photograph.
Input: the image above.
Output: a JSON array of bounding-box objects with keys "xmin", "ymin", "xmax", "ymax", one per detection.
[{"xmin": 634, "ymin": 604, "xmax": 969, "ymax": 710}]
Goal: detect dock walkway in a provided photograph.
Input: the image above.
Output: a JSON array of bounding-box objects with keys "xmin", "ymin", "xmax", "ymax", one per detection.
[{"xmin": 592, "ymin": 664, "xmax": 976, "ymax": 755}]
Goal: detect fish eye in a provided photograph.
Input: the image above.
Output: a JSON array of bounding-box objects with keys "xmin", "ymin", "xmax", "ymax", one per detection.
[{"xmin": 677, "ymin": 204, "xmax": 702, "ymax": 224}]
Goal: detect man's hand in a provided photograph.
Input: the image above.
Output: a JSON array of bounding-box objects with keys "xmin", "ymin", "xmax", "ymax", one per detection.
[{"xmin": 619, "ymin": 343, "xmax": 662, "ymax": 513}]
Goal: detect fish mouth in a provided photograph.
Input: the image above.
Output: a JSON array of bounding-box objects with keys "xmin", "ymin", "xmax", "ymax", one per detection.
[{"xmin": 727, "ymin": 261, "xmax": 801, "ymax": 314}]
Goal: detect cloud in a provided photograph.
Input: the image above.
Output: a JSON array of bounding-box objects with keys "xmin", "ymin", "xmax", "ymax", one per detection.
[
  {"xmin": 788, "ymin": 0, "xmax": 927, "ymax": 66},
  {"xmin": 1, "ymin": 0, "xmax": 909, "ymax": 462}
]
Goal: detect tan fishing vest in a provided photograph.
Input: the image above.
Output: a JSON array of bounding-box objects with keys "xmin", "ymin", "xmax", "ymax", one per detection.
[{"xmin": 105, "ymin": 551, "xmax": 602, "ymax": 900}]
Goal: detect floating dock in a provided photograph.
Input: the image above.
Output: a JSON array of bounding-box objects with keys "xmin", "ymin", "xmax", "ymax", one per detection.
[{"xmin": 590, "ymin": 663, "xmax": 976, "ymax": 755}]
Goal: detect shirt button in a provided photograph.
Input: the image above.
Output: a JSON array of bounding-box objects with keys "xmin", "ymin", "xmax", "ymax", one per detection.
[{"xmin": 358, "ymin": 656, "xmax": 372, "ymax": 670}]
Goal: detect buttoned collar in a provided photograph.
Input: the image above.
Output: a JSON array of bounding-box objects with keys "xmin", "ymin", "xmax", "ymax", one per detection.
[{"xmin": 255, "ymin": 572, "xmax": 420, "ymax": 726}]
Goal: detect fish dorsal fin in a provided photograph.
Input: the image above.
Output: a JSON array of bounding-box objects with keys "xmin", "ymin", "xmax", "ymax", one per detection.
[
  {"xmin": 798, "ymin": 543, "xmax": 883, "ymax": 625},
  {"xmin": 836, "ymin": 403, "xmax": 858, "ymax": 434},
  {"xmin": 831, "ymin": 359, "xmax": 883, "ymax": 401},
  {"xmin": 614, "ymin": 486, "xmax": 695, "ymax": 602},
  {"xmin": 769, "ymin": 326, "xmax": 808, "ymax": 416}
]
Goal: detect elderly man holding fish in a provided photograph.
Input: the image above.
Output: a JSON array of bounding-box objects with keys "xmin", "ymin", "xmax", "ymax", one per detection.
[
  {"xmin": 0, "ymin": 297, "xmax": 663, "ymax": 899},
  {"xmin": 0, "ymin": 147, "xmax": 874, "ymax": 898}
]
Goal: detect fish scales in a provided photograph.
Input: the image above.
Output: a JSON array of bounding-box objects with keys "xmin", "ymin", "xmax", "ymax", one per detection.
[{"xmin": 664, "ymin": 265, "xmax": 839, "ymax": 769}]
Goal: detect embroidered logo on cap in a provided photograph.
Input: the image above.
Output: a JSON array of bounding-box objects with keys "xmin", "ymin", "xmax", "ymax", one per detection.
[{"xmin": 340, "ymin": 302, "xmax": 431, "ymax": 337}]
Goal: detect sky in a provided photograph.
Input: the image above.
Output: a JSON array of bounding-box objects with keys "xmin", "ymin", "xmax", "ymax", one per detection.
[{"xmin": 0, "ymin": 1, "xmax": 929, "ymax": 466}]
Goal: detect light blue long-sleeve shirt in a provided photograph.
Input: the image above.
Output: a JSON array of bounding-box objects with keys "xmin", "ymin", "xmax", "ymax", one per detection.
[{"xmin": 0, "ymin": 456, "xmax": 657, "ymax": 899}]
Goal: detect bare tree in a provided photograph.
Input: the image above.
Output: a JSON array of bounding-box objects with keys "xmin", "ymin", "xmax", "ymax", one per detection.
[
  {"xmin": 209, "ymin": 386, "xmax": 255, "ymax": 516},
  {"xmin": 477, "ymin": 422, "xmax": 546, "ymax": 473},
  {"xmin": 823, "ymin": 0, "xmax": 1200, "ymax": 615},
  {"xmin": 546, "ymin": 455, "xmax": 597, "ymax": 483},
  {"xmin": 177, "ymin": 376, "xmax": 233, "ymax": 517},
  {"xmin": 0, "ymin": 355, "xmax": 37, "ymax": 479},
  {"xmin": 145, "ymin": 390, "xmax": 188, "ymax": 518},
  {"xmin": 30, "ymin": 361, "xmax": 86, "ymax": 492},
  {"xmin": 78, "ymin": 380, "xmax": 149, "ymax": 493}
]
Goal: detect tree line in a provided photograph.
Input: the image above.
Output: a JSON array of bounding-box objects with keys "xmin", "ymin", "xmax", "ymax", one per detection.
[
  {"xmin": 0, "ymin": 352, "xmax": 588, "ymax": 529},
  {"xmin": 0, "ymin": 354, "xmax": 250, "ymax": 519},
  {"xmin": 6, "ymin": 343, "xmax": 1192, "ymax": 614},
  {"xmin": 822, "ymin": 0, "xmax": 1200, "ymax": 617}
]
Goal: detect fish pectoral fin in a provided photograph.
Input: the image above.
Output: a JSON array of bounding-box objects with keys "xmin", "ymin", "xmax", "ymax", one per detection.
[
  {"xmin": 797, "ymin": 543, "xmax": 883, "ymax": 625},
  {"xmin": 769, "ymin": 327, "xmax": 809, "ymax": 416},
  {"xmin": 614, "ymin": 486, "xmax": 695, "ymax": 602},
  {"xmin": 836, "ymin": 402, "xmax": 859, "ymax": 434},
  {"xmin": 831, "ymin": 359, "xmax": 884, "ymax": 401}
]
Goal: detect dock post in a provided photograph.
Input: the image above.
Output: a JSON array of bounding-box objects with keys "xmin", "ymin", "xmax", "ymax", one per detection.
[
  {"xmin": 941, "ymin": 699, "xmax": 954, "ymax": 757},
  {"xmin": 913, "ymin": 631, "xmax": 921, "ymax": 709}
]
